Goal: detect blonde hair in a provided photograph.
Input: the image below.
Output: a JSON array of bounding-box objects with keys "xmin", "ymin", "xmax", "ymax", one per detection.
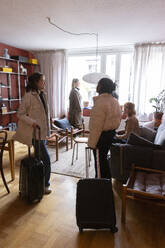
[
  {"xmin": 124, "ymin": 102, "xmax": 136, "ymax": 117},
  {"xmin": 72, "ymin": 78, "xmax": 79, "ymax": 89}
]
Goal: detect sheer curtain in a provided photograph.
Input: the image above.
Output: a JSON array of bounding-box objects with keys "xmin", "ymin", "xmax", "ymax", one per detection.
[
  {"xmin": 131, "ymin": 43, "xmax": 165, "ymax": 119},
  {"xmin": 35, "ymin": 50, "xmax": 67, "ymax": 118}
]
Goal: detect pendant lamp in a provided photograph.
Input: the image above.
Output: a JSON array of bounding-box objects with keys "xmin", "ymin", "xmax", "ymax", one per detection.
[{"xmin": 47, "ymin": 17, "xmax": 108, "ymax": 84}]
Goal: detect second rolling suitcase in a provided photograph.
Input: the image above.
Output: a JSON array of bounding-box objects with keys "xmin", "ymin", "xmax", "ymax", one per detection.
[
  {"xmin": 19, "ymin": 126, "xmax": 45, "ymax": 203},
  {"xmin": 76, "ymin": 147, "xmax": 118, "ymax": 233}
]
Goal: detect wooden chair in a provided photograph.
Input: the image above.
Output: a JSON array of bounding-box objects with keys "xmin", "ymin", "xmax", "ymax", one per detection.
[
  {"xmin": 51, "ymin": 117, "xmax": 85, "ymax": 149},
  {"xmin": 46, "ymin": 129, "xmax": 68, "ymax": 161},
  {"xmin": 122, "ymin": 164, "xmax": 165, "ymax": 223},
  {"xmin": 0, "ymin": 131, "xmax": 10, "ymax": 193}
]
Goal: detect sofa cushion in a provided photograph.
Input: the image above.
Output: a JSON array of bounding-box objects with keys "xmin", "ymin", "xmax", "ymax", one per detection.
[
  {"xmin": 127, "ymin": 132, "xmax": 155, "ymax": 147},
  {"xmin": 133, "ymin": 172, "xmax": 165, "ymax": 196},
  {"xmin": 54, "ymin": 118, "xmax": 71, "ymax": 130},
  {"xmin": 139, "ymin": 126, "xmax": 156, "ymax": 142},
  {"xmin": 154, "ymin": 121, "xmax": 165, "ymax": 146}
]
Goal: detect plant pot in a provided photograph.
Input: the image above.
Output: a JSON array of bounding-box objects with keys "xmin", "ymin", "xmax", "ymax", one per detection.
[
  {"xmin": 154, "ymin": 112, "xmax": 164, "ymax": 128},
  {"xmin": 154, "ymin": 112, "xmax": 163, "ymax": 120}
]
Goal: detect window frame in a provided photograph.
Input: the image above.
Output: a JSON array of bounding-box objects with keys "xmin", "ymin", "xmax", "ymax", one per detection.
[{"xmin": 67, "ymin": 46, "xmax": 133, "ymax": 104}]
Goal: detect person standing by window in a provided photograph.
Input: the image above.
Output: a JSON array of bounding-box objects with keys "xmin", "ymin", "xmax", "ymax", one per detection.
[
  {"xmin": 88, "ymin": 78, "xmax": 121, "ymax": 179},
  {"xmin": 69, "ymin": 78, "xmax": 83, "ymax": 128},
  {"xmin": 14, "ymin": 72, "xmax": 52, "ymax": 194}
]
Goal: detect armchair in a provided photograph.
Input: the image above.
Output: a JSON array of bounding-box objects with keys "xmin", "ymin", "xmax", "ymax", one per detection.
[
  {"xmin": 46, "ymin": 130, "xmax": 68, "ymax": 161},
  {"xmin": 51, "ymin": 117, "xmax": 85, "ymax": 149},
  {"xmin": 110, "ymin": 122, "xmax": 165, "ymax": 183}
]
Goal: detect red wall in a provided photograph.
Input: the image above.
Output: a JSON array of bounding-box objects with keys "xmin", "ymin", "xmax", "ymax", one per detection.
[
  {"xmin": 0, "ymin": 42, "xmax": 35, "ymax": 127},
  {"xmin": 0, "ymin": 42, "xmax": 35, "ymax": 58}
]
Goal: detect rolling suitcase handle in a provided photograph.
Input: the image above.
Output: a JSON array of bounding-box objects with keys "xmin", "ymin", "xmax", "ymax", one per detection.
[
  {"xmin": 28, "ymin": 125, "xmax": 41, "ymax": 160},
  {"xmin": 85, "ymin": 147, "xmax": 101, "ymax": 178},
  {"xmin": 96, "ymin": 149, "xmax": 101, "ymax": 179}
]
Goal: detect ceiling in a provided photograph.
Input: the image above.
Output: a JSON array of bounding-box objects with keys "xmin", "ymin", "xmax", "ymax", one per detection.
[{"xmin": 0, "ymin": 0, "xmax": 165, "ymax": 51}]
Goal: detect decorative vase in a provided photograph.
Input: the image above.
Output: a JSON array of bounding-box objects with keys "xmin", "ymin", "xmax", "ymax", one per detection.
[{"xmin": 3, "ymin": 48, "xmax": 10, "ymax": 59}]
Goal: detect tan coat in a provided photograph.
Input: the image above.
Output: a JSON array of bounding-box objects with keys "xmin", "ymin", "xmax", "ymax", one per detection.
[
  {"xmin": 14, "ymin": 91, "xmax": 50, "ymax": 146},
  {"xmin": 88, "ymin": 93, "xmax": 121, "ymax": 149}
]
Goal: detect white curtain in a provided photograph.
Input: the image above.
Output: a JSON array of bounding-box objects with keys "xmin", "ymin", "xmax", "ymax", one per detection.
[
  {"xmin": 131, "ymin": 43, "xmax": 165, "ymax": 118},
  {"xmin": 34, "ymin": 50, "xmax": 66, "ymax": 118}
]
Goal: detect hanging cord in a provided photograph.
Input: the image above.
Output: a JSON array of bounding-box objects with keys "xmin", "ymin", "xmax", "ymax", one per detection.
[{"xmin": 46, "ymin": 17, "xmax": 99, "ymax": 72}]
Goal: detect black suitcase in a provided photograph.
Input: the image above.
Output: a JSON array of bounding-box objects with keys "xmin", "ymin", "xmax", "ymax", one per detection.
[
  {"xmin": 76, "ymin": 148, "xmax": 118, "ymax": 233},
  {"xmin": 19, "ymin": 126, "xmax": 45, "ymax": 203}
]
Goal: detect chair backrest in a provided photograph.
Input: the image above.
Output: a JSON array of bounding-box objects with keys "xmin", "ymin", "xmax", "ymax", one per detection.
[{"xmin": 0, "ymin": 131, "xmax": 7, "ymax": 161}]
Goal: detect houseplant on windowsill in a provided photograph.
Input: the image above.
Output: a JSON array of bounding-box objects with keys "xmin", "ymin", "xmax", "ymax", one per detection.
[{"xmin": 149, "ymin": 89, "xmax": 165, "ymax": 128}]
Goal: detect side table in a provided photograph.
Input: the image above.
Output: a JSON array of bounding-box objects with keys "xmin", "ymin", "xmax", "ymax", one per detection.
[{"xmin": 0, "ymin": 131, "xmax": 15, "ymax": 181}]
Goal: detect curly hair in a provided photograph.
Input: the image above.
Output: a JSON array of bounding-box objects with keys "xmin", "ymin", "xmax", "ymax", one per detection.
[
  {"xmin": 26, "ymin": 72, "xmax": 43, "ymax": 92},
  {"xmin": 97, "ymin": 78, "xmax": 116, "ymax": 95}
]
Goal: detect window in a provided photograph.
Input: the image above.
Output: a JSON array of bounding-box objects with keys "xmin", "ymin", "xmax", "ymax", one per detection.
[
  {"xmin": 67, "ymin": 55, "xmax": 101, "ymax": 107},
  {"xmin": 106, "ymin": 55, "xmax": 116, "ymax": 82},
  {"xmin": 67, "ymin": 49, "xmax": 133, "ymax": 108},
  {"xmin": 105, "ymin": 53, "xmax": 133, "ymax": 104},
  {"xmin": 118, "ymin": 53, "xmax": 132, "ymax": 105}
]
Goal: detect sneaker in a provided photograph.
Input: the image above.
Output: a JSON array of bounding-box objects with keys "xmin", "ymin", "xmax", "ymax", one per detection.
[{"xmin": 44, "ymin": 187, "xmax": 52, "ymax": 194}]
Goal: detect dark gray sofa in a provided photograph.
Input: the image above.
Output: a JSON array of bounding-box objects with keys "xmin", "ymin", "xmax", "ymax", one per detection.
[{"xmin": 110, "ymin": 121, "xmax": 165, "ymax": 182}]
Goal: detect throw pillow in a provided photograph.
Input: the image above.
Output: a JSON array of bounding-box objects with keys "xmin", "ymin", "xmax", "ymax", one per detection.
[
  {"xmin": 127, "ymin": 132, "xmax": 155, "ymax": 148},
  {"xmin": 139, "ymin": 126, "xmax": 156, "ymax": 142},
  {"xmin": 54, "ymin": 118, "xmax": 71, "ymax": 130},
  {"xmin": 154, "ymin": 121, "xmax": 165, "ymax": 146}
]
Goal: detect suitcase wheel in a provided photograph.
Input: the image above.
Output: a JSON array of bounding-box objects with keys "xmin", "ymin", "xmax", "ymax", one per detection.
[
  {"xmin": 79, "ymin": 227, "xmax": 83, "ymax": 233},
  {"xmin": 111, "ymin": 226, "xmax": 118, "ymax": 233}
]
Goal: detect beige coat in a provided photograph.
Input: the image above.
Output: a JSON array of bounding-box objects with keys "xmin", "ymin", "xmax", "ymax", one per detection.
[
  {"xmin": 88, "ymin": 93, "xmax": 121, "ymax": 149},
  {"xmin": 14, "ymin": 91, "xmax": 50, "ymax": 146}
]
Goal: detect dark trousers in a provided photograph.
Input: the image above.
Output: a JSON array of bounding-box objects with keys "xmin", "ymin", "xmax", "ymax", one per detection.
[
  {"xmin": 93, "ymin": 130, "xmax": 116, "ymax": 179},
  {"xmin": 32, "ymin": 139, "xmax": 51, "ymax": 187}
]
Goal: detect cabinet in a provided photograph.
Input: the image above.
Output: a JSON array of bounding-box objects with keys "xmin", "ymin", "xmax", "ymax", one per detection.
[{"xmin": 0, "ymin": 56, "xmax": 39, "ymax": 129}]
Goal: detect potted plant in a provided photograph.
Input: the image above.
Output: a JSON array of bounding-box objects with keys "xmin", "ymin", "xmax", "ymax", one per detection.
[{"xmin": 149, "ymin": 89, "xmax": 165, "ymax": 127}]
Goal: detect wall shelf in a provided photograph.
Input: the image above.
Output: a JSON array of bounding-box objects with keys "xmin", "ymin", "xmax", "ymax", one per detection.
[
  {"xmin": 0, "ymin": 98, "xmax": 21, "ymax": 101},
  {"xmin": 0, "ymin": 111, "xmax": 17, "ymax": 115},
  {"xmin": 0, "ymin": 55, "xmax": 39, "ymax": 126},
  {"xmin": 0, "ymin": 56, "xmax": 18, "ymax": 62},
  {"xmin": 0, "ymin": 85, "xmax": 10, "ymax": 88},
  {"xmin": 0, "ymin": 71, "xmax": 20, "ymax": 75}
]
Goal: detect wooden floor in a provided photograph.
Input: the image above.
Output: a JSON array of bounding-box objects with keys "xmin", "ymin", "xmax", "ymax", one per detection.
[{"xmin": 1, "ymin": 157, "xmax": 165, "ymax": 248}]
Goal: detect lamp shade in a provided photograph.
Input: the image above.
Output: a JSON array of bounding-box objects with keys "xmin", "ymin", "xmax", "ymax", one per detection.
[{"xmin": 82, "ymin": 72, "xmax": 110, "ymax": 84}]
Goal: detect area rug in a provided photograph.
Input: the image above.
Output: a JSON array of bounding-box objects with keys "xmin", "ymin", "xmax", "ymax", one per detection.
[{"xmin": 49, "ymin": 143, "xmax": 95, "ymax": 178}]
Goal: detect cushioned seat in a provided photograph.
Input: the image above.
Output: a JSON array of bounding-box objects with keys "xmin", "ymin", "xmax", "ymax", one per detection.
[
  {"xmin": 133, "ymin": 172, "xmax": 165, "ymax": 195},
  {"xmin": 122, "ymin": 165, "xmax": 165, "ymax": 222}
]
